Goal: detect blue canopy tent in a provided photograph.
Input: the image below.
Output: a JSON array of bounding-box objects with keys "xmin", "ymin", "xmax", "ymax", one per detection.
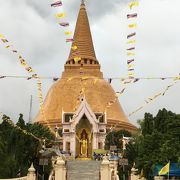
[{"xmin": 154, "ymin": 163, "xmax": 180, "ymax": 177}]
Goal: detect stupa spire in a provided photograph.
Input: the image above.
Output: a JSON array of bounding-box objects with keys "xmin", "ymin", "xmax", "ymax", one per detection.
[{"xmin": 66, "ymin": 1, "xmax": 98, "ymax": 64}]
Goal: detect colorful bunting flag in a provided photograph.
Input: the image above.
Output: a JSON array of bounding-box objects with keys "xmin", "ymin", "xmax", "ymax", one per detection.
[
  {"xmin": 127, "ymin": 40, "xmax": 136, "ymax": 44},
  {"xmin": 133, "ymin": 78, "xmax": 140, "ymax": 83},
  {"xmin": 128, "ymin": 23, "xmax": 137, "ymax": 28},
  {"xmin": 127, "ymin": 32, "xmax": 136, "ymax": 39},
  {"xmin": 12, "ymin": 50, "xmax": 17, "ymax": 53},
  {"xmin": 64, "ymin": 31, "xmax": 72, "ymax": 35},
  {"xmin": 128, "ymin": 2, "xmax": 139, "ymax": 10},
  {"xmin": 128, "ymin": 64, "xmax": 134, "ymax": 68},
  {"xmin": 127, "ymin": 13, "xmax": 137, "ymax": 19},
  {"xmin": 51, "ymin": 1, "xmax": 62, "ymax": 7},
  {"xmin": 108, "ymin": 78, "xmax": 112, "ymax": 84},
  {"xmin": 32, "ymin": 74, "xmax": 38, "ymax": 78},
  {"xmin": 55, "ymin": 13, "xmax": 66, "ymax": 18},
  {"xmin": 127, "ymin": 52, "xmax": 135, "ymax": 56},
  {"xmin": 59, "ymin": 22, "xmax": 69, "ymax": 27},
  {"xmin": 127, "ymin": 47, "xmax": 135, "ymax": 51},
  {"xmin": 127, "ymin": 59, "xmax": 135, "ymax": 64},
  {"xmin": 5, "ymin": 45, "xmax": 11, "ymax": 48},
  {"xmin": 1, "ymin": 39, "xmax": 8, "ymax": 43},
  {"xmin": 128, "ymin": 72, "xmax": 134, "ymax": 76},
  {"xmin": 19, "ymin": 58, "xmax": 27, "ymax": 66},
  {"xmin": 0, "ymin": 34, "xmax": 4, "ymax": 38},
  {"xmin": 25, "ymin": 67, "xmax": 33, "ymax": 73},
  {"xmin": 72, "ymin": 45, "xmax": 78, "ymax": 50},
  {"xmin": 0, "ymin": 76, "xmax": 6, "ymax": 79},
  {"xmin": 66, "ymin": 38, "xmax": 74, "ymax": 42},
  {"xmin": 53, "ymin": 77, "xmax": 59, "ymax": 81},
  {"xmin": 74, "ymin": 57, "xmax": 81, "ymax": 63}
]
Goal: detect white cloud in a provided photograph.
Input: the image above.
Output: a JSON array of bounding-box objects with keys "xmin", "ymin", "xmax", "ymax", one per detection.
[{"xmin": 0, "ymin": 0, "xmax": 180, "ymax": 126}]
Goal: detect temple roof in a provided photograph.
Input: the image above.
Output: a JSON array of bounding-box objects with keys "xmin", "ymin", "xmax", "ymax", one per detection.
[
  {"xmin": 34, "ymin": 2, "xmax": 137, "ymax": 133},
  {"xmin": 66, "ymin": 1, "xmax": 98, "ymax": 64}
]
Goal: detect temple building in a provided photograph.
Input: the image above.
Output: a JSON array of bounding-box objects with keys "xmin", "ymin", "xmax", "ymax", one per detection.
[{"xmin": 35, "ymin": 1, "xmax": 137, "ymax": 158}]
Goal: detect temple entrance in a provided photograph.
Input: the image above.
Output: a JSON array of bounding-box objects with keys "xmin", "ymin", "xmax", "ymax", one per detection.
[{"xmin": 75, "ymin": 115, "xmax": 92, "ymax": 158}]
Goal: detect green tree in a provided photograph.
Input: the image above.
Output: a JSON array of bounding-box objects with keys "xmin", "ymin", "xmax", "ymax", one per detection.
[
  {"xmin": 134, "ymin": 108, "xmax": 180, "ymax": 179},
  {"xmin": 105, "ymin": 129, "xmax": 133, "ymax": 180},
  {"xmin": 0, "ymin": 114, "xmax": 54, "ymax": 178}
]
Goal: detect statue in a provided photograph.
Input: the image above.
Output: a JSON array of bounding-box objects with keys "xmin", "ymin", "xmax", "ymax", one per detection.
[
  {"xmin": 76, "ymin": 129, "xmax": 88, "ymax": 157},
  {"xmin": 80, "ymin": 134, "xmax": 88, "ymax": 156}
]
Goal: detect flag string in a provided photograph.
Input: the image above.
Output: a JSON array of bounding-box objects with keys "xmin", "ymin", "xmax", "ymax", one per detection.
[
  {"xmin": 0, "ymin": 74, "xmax": 180, "ymax": 81},
  {"xmin": 0, "ymin": 114, "xmax": 56, "ymax": 146},
  {"xmin": 0, "ymin": 34, "xmax": 56, "ymax": 135}
]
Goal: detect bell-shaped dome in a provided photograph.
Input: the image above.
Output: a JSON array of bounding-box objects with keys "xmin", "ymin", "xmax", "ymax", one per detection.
[{"xmin": 34, "ymin": 1, "xmax": 137, "ymax": 133}]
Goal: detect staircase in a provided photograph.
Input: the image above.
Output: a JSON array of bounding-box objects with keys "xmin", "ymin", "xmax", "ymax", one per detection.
[{"xmin": 66, "ymin": 160, "xmax": 101, "ymax": 180}]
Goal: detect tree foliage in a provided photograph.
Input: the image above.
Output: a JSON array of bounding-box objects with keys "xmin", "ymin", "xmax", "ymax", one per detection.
[
  {"xmin": 127, "ymin": 108, "xmax": 180, "ymax": 179},
  {"xmin": 105, "ymin": 129, "xmax": 133, "ymax": 180},
  {"xmin": 0, "ymin": 114, "xmax": 54, "ymax": 178},
  {"xmin": 105, "ymin": 108, "xmax": 180, "ymax": 180}
]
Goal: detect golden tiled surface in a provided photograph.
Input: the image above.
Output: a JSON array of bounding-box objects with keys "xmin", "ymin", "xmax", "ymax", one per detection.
[{"xmin": 34, "ymin": 2, "xmax": 137, "ymax": 133}]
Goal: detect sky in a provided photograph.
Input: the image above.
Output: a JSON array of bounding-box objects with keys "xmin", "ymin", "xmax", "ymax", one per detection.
[{"xmin": 0, "ymin": 0, "xmax": 180, "ymax": 126}]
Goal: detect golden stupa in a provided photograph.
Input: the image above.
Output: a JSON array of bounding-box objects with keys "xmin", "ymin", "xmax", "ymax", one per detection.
[{"xmin": 35, "ymin": 2, "xmax": 137, "ymax": 133}]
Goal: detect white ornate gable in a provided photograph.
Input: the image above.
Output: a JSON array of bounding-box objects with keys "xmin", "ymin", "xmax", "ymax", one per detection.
[{"xmin": 71, "ymin": 96, "xmax": 99, "ymax": 133}]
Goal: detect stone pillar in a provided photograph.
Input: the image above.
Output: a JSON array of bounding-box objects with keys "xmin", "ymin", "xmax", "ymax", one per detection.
[
  {"xmin": 109, "ymin": 160, "xmax": 119, "ymax": 180},
  {"xmin": 54, "ymin": 156, "xmax": 66, "ymax": 180},
  {"xmin": 131, "ymin": 167, "xmax": 147, "ymax": 180},
  {"xmin": 70, "ymin": 133, "xmax": 76, "ymax": 157},
  {"xmin": 63, "ymin": 137, "xmax": 66, "ymax": 152},
  {"xmin": 27, "ymin": 163, "xmax": 36, "ymax": 180},
  {"xmin": 100, "ymin": 156, "xmax": 110, "ymax": 180},
  {"xmin": 154, "ymin": 176, "xmax": 164, "ymax": 180},
  {"xmin": 93, "ymin": 132, "xmax": 98, "ymax": 149}
]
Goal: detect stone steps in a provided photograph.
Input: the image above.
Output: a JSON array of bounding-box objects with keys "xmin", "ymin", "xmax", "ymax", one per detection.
[{"xmin": 67, "ymin": 160, "xmax": 101, "ymax": 180}]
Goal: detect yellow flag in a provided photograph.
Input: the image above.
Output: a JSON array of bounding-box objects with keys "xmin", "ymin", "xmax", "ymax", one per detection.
[
  {"xmin": 72, "ymin": 45, "xmax": 78, "ymax": 50},
  {"xmin": 128, "ymin": 64, "xmax": 134, "ymax": 68},
  {"xmin": 159, "ymin": 162, "xmax": 170, "ymax": 175},
  {"xmin": 127, "ymin": 52, "xmax": 135, "ymax": 56},
  {"xmin": 0, "ymin": 34, "xmax": 4, "ymax": 38},
  {"xmin": 5, "ymin": 45, "xmax": 10, "ymax": 48},
  {"xmin": 64, "ymin": 31, "xmax": 72, "ymax": 35},
  {"xmin": 127, "ymin": 40, "xmax": 136, "ymax": 44},
  {"xmin": 128, "ymin": 72, "xmax": 134, "ymax": 76},
  {"xmin": 74, "ymin": 57, "xmax": 81, "ymax": 63},
  {"xmin": 128, "ymin": 23, "xmax": 137, "ymax": 28},
  {"xmin": 55, "ymin": 13, "xmax": 66, "ymax": 18},
  {"xmin": 128, "ymin": 1, "xmax": 139, "ymax": 10},
  {"xmin": 174, "ymin": 76, "xmax": 180, "ymax": 81}
]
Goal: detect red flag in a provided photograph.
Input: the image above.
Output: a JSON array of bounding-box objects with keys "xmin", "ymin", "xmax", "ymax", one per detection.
[
  {"xmin": 51, "ymin": 1, "xmax": 62, "ymax": 7},
  {"xmin": 108, "ymin": 78, "xmax": 112, "ymax": 84},
  {"xmin": 127, "ymin": 32, "xmax": 136, "ymax": 39},
  {"xmin": 127, "ymin": 47, "xmax": 135, "ymax": 51},
  {"xmin": 66, "ymin": 38, "xmax": 74, "ymax": 42},
  {"xmin": 133, "ymin": 78, "xmax": 140, "ymax": 83},
  {"xmin": 59, "ymin": 22, "xmax": 69, "ymax": 27},
  {"xmin": 127, "ymin": 13, "xmax": 137, "ymax": 19},
  {"xmin": 1, "ymin": 39, "xmax": 8, "ymax": 43},
  {"xmin": 127, "ymin": 59, "xmax": 134, "ymax": 64},
  {"xmin": 53, "ymin": 77, "xmax": 59, "ymax": 81},
  {"xmin": 12, "ymin": 50, "xmax": 18, "ymax": 53},
  {"xmin": 128, "ymin": 69, "xmax": 134, "ymax": 71}
]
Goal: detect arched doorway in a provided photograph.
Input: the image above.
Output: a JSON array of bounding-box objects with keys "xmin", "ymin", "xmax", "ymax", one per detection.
[{"xmin": 75, "ymin": 115, "xmax": 93, "ymax": 158}]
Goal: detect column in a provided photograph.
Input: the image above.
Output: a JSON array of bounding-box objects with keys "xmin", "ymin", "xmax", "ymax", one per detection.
[
  {"xmin": 27, "ymin": 163, "xmax": 36, "ymax": 180},
  {"xmin": 100, "ymin": 156, "xmax": 110, "ymax": 180},
  {"xmin": 54, "ymin": 156, "xmax": 66, "ymax": 180},
  {"xmin": 70, "ymin": 133, "xmax": 76, "ymax": 157}
]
